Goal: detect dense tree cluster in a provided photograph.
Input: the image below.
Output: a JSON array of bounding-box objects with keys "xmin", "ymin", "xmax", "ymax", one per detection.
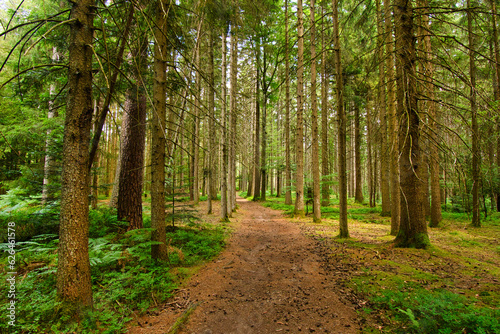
[{"xmin": 1, "ymin": 0, "xmax": 499, "ymax": 320}]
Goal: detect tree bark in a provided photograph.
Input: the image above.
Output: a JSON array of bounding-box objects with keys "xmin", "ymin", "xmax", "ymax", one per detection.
[
  {"xmin": 394, "ymin": 0, "xmax": 430, "ymax": 248},
  {"xmin": 321, "ymin": 3, "xmax": 330, "ymax": 207},
  {"xmin": 310, "ymin": 0, "xmax": 321, "ymax": 222},
  {"xmin": 229, "ymin": 31, "xmax": 238, "ymax": 213},
  {"xmin": 468, "ymin": 0, "xmax": 481, "ymax": 227},
  {"xmin": 56, "ymin": 0, "xmax": 94, "ymax": 316},
  {"xmin": 151, "ymin": 0, "xmax": 169, "ymax": 260},
  {"xmin": 253, "ymin": 43, "xmax": 261, "ymax": 201},
  {"xmin": 377, "ymin": 0, "xmax": 390, "ymax": 217},
  {"xmin": 285, "ymin": 0, "xmax": 292, "ymax": 206},
  {"xmin": 354, "ymin": 103, "xmax": 364, "ymax": 203},
  {"xmin": 367, "ymin": 97, "xmax": 375, "ymax": 207},
  {"xmin": 385, "ymin": 0, "xmax": 400, "ymax": 235},
  {"xmin": 208, "ymin": 31, "xmax": 216, "ymax": 213},
  {"xmin": 294, "ymin": 0, "xmax": 305, "ymax": 216},
  {"xmin": 117, "ymin": 27, "xmax": 147, "ymax": 230},
  {"xmin": 332, "ymin": 0, "xmax": 348, "ymax": 237},
  {"xmin": 261, "ymin": 95, "xmax": 267, "ymax": 201},
  {"xmin": 492, "ymin": 0, "xmax": 500, "ymax": 213},
  {"xmin": 91, "ymin": 103, "xmax": 100, "ymax": 210},
  {"xmin": 221, "ymin": 31, "xmax": 229, "ymax": 221}
]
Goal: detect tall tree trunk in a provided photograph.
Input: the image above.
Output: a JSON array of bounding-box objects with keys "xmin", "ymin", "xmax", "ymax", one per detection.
[
  {"xmin": 193, "ymin": 36, "xmax": 202, "ymax": 205},
  {"xmin": 229, "ymin": 31, "xmax": 238, "ymax": 213},
  {"xmin": 117, "ymin": 31, "xmax": 147, "ymax": 231},
  {"xmin": 394, "ymin": 0, "xmax": 430, "ymax": 248},
  {"xmin": 285, "ymin": 0, "xmax": 292, "ymax": 206},
  {"xmin": 310, "ymin": 0, "xmax": 321, "ymax": 222},
  {"xmin": 354, "ymin": 103, "xmax": 364, "ymax": 203},
  {"xmin": 56, "ymin": 0, "xmax": 94, "ymax": 315},
  {"xmin": 261, "ymin": 94, "xmax": 267, "ymax": 201},
  {"xmin": 253, "ymin": 44, "xmax": 261, "ymax": 201},
  {"xmin": 492, "ymin": 0, "xmax": 500, "ymax": 213},
  {"xmin": 208, "ymin": 31, "xmax": 216, "ymax": 213},
  {"xmin": 367, "ymin": 97, "xmax": 375, "ymax": 208},
  {"xmin": 377, "ymin": 0, "xmax": 390, "ymax": 217},
  {"xmin": 332, "ymin": 0, "xmax": 348, "ymax": 237},
  {"xmin": 91, "ymin": 102, "xmax": 100, "ymax": 210},
  {"xmin": 295, "ymin": 0, "xmax": 305, "ymax": 216},
  {"xmin": 221, "ymin": 31, "xmax": 229, "ymax": 221},
  {"xmin": 151, "ymin": 0, "xmax": 169, "ymax": 260},
  {"xmin": 385, "ymin": 0, "xmax": 400, "ymax": 234},
  {"xmin": 468, "ymin": 0, "xmax": 481, "ymax": 227},
  {"xmin": 321, "ymin": 3, "xmax": 330, "ymax": 207}
]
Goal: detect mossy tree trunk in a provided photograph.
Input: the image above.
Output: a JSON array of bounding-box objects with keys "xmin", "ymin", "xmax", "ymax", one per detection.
[{"xmin": 394, "ymin": 0, "xmax": 430, "ymax": 248}]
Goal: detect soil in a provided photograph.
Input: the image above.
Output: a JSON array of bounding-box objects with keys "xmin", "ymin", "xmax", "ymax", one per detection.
[{"xmin": 128, "ymin": 197, "xmax": 372, "ymax": 334}]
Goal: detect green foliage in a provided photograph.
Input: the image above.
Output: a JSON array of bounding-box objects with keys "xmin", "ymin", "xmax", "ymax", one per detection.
[
  {"xmin": 371, "ymin": 288, "xmax": 500, "ymax": 334},
  {"xmin": 0, "ymin": 213, "xmax": 228, "ymax": 333},
  {"xmin": 168, "ymin": 225, "xmax": 227, "ymax": 265},
  {"xmin": 262, "ymin": 200, "xmax": 295, "ymax": 215},
  {"xmin": 0, "ymin": 191, "xmax": 59, "ymax": 243},
  {"xmin": 89, "ymin": 207, "xmax": 127, "ymax": 238}
]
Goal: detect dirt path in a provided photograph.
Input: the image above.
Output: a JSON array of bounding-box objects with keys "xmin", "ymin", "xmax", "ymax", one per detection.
[{"xmin": 129, "ymin": 197, "xmax": 362, "ymax": 333}]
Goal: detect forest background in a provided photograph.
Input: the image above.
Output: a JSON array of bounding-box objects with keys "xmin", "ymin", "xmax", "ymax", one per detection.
[{"xmin": 0, "ymin": 0, "xmax": 499, "ymax": 332}]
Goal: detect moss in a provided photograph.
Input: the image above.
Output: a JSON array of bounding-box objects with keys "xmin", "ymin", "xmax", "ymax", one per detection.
[{"xmin": 395, "ymin": 231, "xmax": 431, "ymax": 249}]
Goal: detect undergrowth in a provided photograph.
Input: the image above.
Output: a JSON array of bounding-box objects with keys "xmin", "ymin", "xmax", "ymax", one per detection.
[
  {"xmin": 354, "ymin": 276, "xmax": 500, "ymax": 333},
  {"xmin": 0, "ymin": 207, "xmax": 227, "ymax": 333}
]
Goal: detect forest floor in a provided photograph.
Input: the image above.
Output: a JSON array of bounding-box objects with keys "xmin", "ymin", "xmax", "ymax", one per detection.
[
  {"xmin": 128, "ymin": 196, "xmax": 500, "ymax": 334},
  {"xmin": 128, "ymin": 197, "xmax": 372, "ymax": 333}
]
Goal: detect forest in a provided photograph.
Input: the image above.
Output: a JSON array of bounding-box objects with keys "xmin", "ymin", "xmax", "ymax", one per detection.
[{"xmin": 0, "ymin": 0, "xmax": 499, "ymax": 332}]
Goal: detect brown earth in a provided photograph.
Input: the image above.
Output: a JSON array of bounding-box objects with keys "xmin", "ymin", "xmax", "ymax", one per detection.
[{"xmin": 128, "ymin": 197, "xmax": 370, "ymax": 334}]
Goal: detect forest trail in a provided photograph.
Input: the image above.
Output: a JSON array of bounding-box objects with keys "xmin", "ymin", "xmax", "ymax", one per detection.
[{"xmin": 129, "ymin": 197, "xmax": 363, "ymax": 333}]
